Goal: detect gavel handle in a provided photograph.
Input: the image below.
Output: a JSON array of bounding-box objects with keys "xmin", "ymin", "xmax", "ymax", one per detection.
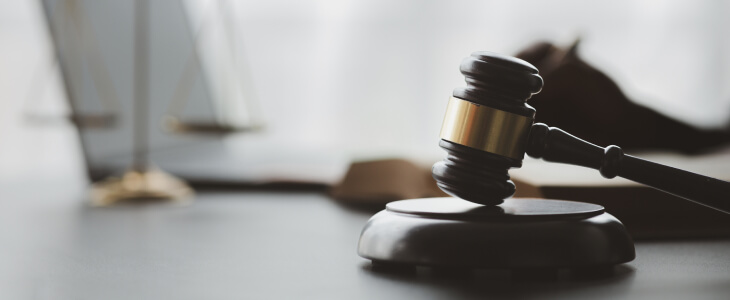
[{"xmin": 526, "ymin": 123, "xmax": 730, "ymax": 214}]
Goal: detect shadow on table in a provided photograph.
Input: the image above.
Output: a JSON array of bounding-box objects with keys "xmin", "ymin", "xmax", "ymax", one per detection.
[{"xmin": 359, "ymin": 262, "xmax": 636, "ymax": 299}]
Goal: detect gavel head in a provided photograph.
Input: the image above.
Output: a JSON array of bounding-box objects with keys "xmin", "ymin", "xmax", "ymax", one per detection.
[{"xmin": 432, "ymin": 52, "xmax": 543, "ymax": 206}]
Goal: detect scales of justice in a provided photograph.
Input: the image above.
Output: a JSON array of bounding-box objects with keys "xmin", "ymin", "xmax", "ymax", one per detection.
[
  {"xmin": 358, "ymin": 52, "xmax": 730, "ymax": 272},
  {"xmin": 32, "ymin": 0, "xmax": 262, "ymax": 206}
]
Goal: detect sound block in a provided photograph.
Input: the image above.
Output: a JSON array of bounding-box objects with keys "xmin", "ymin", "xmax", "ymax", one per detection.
[{"xmin": 358, "ymin": 197, "xmax": 635, "ymax": 269}]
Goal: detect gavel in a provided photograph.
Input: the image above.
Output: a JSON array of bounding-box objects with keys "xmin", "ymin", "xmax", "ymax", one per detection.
[{"xmin": 432, "ymin": 52, "xmax": 730, "ymax": 213}]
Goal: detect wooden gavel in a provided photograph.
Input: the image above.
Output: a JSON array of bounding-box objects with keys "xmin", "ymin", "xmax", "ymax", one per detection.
[{"xmin": 432, "ymin": 51, "xmax": 730, "ymax": 213}]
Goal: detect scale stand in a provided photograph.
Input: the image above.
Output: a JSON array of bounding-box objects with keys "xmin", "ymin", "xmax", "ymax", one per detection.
[
  {"xmin": 89, "ymin": 168, "xmax": 193, "ymax": 206},
  {"xmin": 90, "ymin": 0, "xmax": 193, "ymax": 206}
]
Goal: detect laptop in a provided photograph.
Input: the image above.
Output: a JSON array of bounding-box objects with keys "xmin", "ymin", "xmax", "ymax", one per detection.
[{"xmin": 39, "ymin": 0, "xmax": 348, "ymax": 186}]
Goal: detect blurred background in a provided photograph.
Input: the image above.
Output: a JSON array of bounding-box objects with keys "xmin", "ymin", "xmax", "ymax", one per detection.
[
  {"xmin": 1, "ymin": 0, "xmax": 729, "ymax": 190},
  {"xmin": 3, "ymin": 2, "xmax": 730, "ymax": 297}
]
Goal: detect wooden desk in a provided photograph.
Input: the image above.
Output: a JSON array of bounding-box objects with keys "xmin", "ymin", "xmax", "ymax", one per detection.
[{"xmin": 1, "ymin": 180, "xmax": 730, "ymax": 299}]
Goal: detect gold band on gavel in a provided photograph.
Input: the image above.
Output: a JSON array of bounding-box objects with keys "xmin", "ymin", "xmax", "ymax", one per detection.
[{"xmin": 439, "ymin": 97, "xmax": 533, "ymax": 160}]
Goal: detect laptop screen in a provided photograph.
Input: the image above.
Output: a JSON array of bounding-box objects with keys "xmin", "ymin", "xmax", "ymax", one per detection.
[{"xmin": 40, "ymin": 0, "xmax": 224, "ymax": 178}]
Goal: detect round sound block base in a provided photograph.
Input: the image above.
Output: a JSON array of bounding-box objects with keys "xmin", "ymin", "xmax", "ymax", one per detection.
[{"xmin": 358, "ymin": 197, "xmax": 635, "ymax": 270}]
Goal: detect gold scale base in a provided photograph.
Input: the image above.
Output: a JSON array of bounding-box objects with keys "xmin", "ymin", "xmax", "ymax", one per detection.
[{"xmin": 90, "ymin": 168, "xmax": 194, "ymax": 207}]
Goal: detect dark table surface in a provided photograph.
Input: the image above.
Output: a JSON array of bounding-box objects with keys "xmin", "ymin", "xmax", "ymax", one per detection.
[{"xmin": 2, "ymin": 179, "xmax": 730, "ymax": 300}]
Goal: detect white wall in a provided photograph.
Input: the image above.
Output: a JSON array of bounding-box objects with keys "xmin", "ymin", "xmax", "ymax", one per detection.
[
  {"xmin": 198, "ymin": 0, "xmax": 730, "ymax": 159},
  {"xmin": 2, "ymin": 0, "xmax": 729, "ymax": 180}
]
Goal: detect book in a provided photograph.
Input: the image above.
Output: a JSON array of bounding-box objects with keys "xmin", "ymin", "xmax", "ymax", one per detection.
[{"xmin": 331, "ymin": 149, "xmax": 730, "ymax": 239}]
